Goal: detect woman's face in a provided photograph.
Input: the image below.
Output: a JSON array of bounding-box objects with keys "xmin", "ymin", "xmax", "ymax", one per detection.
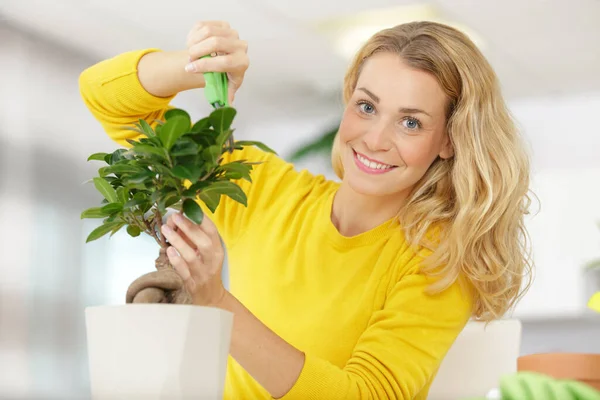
[{"xmin": 338, "ymin": 52, "xmax": 453, "ymax": 200}]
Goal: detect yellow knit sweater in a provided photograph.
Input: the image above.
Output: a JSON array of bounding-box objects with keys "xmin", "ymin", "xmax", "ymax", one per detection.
[{"xmin": 79, "ymin": 48, "xmax": 473, "ymax": 400}]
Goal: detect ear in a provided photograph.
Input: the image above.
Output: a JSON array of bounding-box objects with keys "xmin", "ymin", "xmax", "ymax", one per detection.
[{"xmin": 439, "ymin": 133, "xmax": 454, "ymax": 159}]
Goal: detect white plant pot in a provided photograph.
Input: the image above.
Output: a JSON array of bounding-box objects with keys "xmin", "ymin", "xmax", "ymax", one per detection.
[{"xmin": 85, "ymin": 304, "xmax": 233, "ymax": 400}]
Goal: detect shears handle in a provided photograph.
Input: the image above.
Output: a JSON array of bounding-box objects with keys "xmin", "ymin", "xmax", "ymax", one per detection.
[{"xmin": 201, "ymin": 54, "xmax": 229, "ymax": 108}]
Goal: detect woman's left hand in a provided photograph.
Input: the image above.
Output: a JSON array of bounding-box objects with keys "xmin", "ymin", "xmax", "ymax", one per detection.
[{"xmin": 161, "ymin": 212, "xmax": 227, "ymax": 307}]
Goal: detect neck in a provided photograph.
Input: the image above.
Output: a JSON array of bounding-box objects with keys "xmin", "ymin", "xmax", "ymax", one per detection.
[{"xmin": 331, "ymin": 182, "xmax": 407, "ymax": 237}]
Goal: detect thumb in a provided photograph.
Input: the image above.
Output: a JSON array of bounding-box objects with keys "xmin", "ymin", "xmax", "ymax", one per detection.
[{"xmin": 227, "ymin": 82, "xmax": 236, "ymax": 106}]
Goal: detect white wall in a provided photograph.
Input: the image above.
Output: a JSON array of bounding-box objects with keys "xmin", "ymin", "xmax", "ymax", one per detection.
[
  {"xmin": 509, "ymin": 95, "xmax": 600, "ymax": 319},
  {"xmin": 0, "ymin": 21, "xmax": 599, "ymax": 399}
]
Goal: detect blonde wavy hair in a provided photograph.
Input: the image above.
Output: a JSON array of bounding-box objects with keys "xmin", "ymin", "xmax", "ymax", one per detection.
[{"xmin": 332, "ymin": 21, "xmax": 534, "ymax": 321}]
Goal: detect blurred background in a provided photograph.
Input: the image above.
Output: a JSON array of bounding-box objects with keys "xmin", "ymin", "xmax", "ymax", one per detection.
[{"xmin": 1, "ymin": 0, "xmax": 599, "ymax": 398}]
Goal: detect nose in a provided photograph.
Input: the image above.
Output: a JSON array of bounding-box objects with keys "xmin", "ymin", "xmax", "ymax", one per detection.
[{"xmin": 363, "ymin": 120, "xmax": 392, "ymax": 152}]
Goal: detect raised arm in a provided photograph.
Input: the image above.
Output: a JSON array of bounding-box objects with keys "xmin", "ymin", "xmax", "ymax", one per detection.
[{"xmin": 79, "ymin": 20, "xmax": 248, "ymax": 146}]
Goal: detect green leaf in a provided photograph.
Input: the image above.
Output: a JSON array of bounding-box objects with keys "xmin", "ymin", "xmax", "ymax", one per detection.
[
  {"xmin": 201, "ymin": 145, "xmax": 220, "ymax": 166},
  {"xmin": 158, "ymin": 193, "xmax": 181, "ymax": 213},
  {"xmin": 101, "ymin": 203, "xmax": 123, "ymax": 214},
  {"xmin": 209, "ymin": 107, "xmax": 236, "ymax": 133},
  {"xmin": 220, "ymin": 161, "xmax": 252, "ymax": 182},
  {"xmin": 159, "ymin": 115, "xmax": 191, "ymax": 150},
  {"xmin": 150, "ymin": 163, "xmax": 177, "ymax": 179},
  {"xmin": 170, "ymin": 138, "xmax": 199, "ymax": 157},
  {"xmin": 202, "ymin": 181, "xmax": 247, "ymax": 206},
  {"xmin": 164, "ymin": 108, "xmax": 191, "ymax": 123},
  {"xmin": 123, "ymin": 170, "xmax": 155, "ymax": 185},
  {"xmin": 183, "ymin": 199, "xmax": 204, "ymax": 224},
  {"xmin": 288, "ymin": 127, "xmax": 337, "ymax": 162},
  {"xmin": 93, "ymin": 177, "xmax": 118, "ymax": 203},
  {"xmin": 191, "ymin": 117, "xmax": 211, "ymax": 132},
  {"xmin": 123, "ymin": 197, "xmax": 148, "ymax": 209},
  {"xmin": 190, "ymin": 132, "xmax": 216, "ymax": 148},
  {"xmin": 151, "ymin": 188, "xmax": 169, "ymax": 205},
  {"xmin": 109, "ymin": 221, "xmax": 127, "ymax": 237},
  {"xmin": 199, "ymin": 191, "xmax": 221, "ymax": 213},
  {"xmin": 81, "ymin": 207, "xmax": 108, "ymax": 219},
  {"xmin": 102, "ymin": 164, "xmax": 144, "ymax": 176},
  {"xmin": 86, "ymin": 221, "xmax": 123, "ymax": 243},
  {"xmin": 87, "ymin": 152, "xmax": 109, "ymax": 162},
  {"xmin": 116, "ymin": 187, "xmax": 129, "ymax": 204},
  {"xmin": 126, "ymin": 225, "xmax": 141, "ymax": 237},
  {"xmin": 172, "ymin": 164, "xmax": 203, "ymax": 182},
  {"xmin": 216, "ymin": 128, "xmax": 234, "ymax": 148},
  {"xmin": 236, "ymin": 140, "xmax": 277, "ymax": 154},
  {"xmin": 139, "ymin": 136, "xmax": 163, "ymax": 148},
  {"xmin": 138, "ymin": 119, "xmax": 156, "ymax": 137},
  {"xmin": 111, "ymin": 149, "xmax": 130, "ymax": 164},
  {"xmin": 133, "ymin": 192, "xmax": 149, "ymax": 201},
  {"xmin": 130, "ymin": 145, "xmax": 167, "ymax": 159},
  {"xmin": 182, "ymin": 180, "xmax": 210, "ymax": 197},
  {"xmin": 124, "ymin": 192, "xmax": 150, "ymax": 208}
]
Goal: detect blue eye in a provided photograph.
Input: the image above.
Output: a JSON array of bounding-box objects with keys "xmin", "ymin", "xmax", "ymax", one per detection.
[
  {"xmin": 357, "ymin": 101, "xmax": 375, "ymax": 114},
  {"xmin": 402, "ymin": 117, "xmax": 421, "ymax": 130}
]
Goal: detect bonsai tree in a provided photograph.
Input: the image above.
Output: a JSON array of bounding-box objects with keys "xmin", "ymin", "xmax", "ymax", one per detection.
[{"xmin": 81, "ymin": 106, "xmax": 273, "ymax": 304}]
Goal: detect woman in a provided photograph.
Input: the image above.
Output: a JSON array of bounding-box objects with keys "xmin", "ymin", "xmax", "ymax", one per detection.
[{"xmin": 79, "ymin": 20, "xmax": 532, "ymax": 399}]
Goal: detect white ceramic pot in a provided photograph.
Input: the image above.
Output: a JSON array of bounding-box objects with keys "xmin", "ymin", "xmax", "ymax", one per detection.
[{"xmin": 85, "ymin": 304, "xmax": 233, "ymax": 400}]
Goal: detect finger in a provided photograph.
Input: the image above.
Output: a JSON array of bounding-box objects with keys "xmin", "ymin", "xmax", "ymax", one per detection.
[
  {"xmin": 187, "ymin": 52, "xmax": 248, "ymax": 75},
  {"xmin": 167, "ymin": 247, "xmax": 197, "ymax": 293},
  {"xmin": 188, "ymin": 37, "xmax": 242, "ymax": 62},
  {"xmin": 167, "ymin": 247, "xmax": 190, "ymax": 279},
  {"xmin": 197, "ymin": 214, "xmax": 222, "ymax": 248},
  {"xmin": 228, "ymin": 84, "xmax": 236, "ymax": 105},
  {"xmin": 187, "ymin": 25, "xmax": 238, "ymax": 49},
  {"xmin": 171, "ymin": 214, "xmax": 214, "ymax": 260},
  {"xmin": 161, "ymin": 224, "xmax": 198, "ymax": 263},
  {"xmin": 165, "ymin": 216, "xmax": 195, "ymax": 249}
]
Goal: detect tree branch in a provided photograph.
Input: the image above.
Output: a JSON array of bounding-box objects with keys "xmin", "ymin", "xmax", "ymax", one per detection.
[
  {"xmin": 143, "ymin": 218, "xmax": 162, "ymax": 247},
  {"xmin": 154, "ymin": 208, "xmax": 168, "ymax": 248}
]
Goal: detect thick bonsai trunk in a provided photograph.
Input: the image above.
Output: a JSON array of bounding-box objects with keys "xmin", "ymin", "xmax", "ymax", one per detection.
[{"xmin": 126, "ymin": 247, "xmax": 192, "ymax": 304}]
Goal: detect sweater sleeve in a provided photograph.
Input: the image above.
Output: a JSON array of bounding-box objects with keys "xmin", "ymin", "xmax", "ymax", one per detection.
[
  {"xmin": 79, "ymin": 48, "xmax": 303, "ymax": 247},
  {"xmin": 279, "ymin": 270, "xmax": 473, "ymax": 399}
]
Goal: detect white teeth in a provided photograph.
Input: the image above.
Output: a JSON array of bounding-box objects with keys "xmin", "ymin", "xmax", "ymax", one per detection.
[{"xmin": 356, "ymin": 153, "xmax": 393, "ymax": 170}]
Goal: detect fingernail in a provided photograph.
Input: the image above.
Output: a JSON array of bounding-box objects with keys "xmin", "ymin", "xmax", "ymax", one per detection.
[
  {"xmin": 162, "ymin": 225, "xmax": 172, "ymax": 234},
  {"xmin": 184, "ymin": 62, "xmax": 196, "ymax": 72},
  {"xmin": 167, "ymin": 246, "xmax": 179, "ymax": 258},
  {"xmin": 173, "ymin": 213, "xmax": 183, "ymax": 223}
]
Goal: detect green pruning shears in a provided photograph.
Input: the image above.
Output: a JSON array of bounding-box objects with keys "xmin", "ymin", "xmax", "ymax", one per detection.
[{"xmin": 201, "ymin": 54, "xmax": 234, "ymax": 152}]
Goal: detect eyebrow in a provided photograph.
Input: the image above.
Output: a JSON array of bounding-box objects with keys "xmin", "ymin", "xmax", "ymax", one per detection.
[{"xmin": 357, "ymin": 87, "xmax": 432, "ymax": 118}]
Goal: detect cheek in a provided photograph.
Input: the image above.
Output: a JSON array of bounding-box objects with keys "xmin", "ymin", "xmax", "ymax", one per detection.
[
  {"xmin": 394, "ymin": 136, "xmax": 439, "ymax": 169},
  {"xmin": 338, "ymin": 109, "xmax": 363, "ymax": 143}
]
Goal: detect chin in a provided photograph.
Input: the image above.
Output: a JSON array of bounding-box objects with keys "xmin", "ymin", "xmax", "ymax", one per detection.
[{"xmin": 345, "ymin": 173, "xmax": 406, "ymax": 198}]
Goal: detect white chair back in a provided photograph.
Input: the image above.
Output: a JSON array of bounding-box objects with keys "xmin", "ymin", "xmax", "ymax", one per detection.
[{"xmin": 428, "ymin": 319, "xmax": 522, "ymax": 399}]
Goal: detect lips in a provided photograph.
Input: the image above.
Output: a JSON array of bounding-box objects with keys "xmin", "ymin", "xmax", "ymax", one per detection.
[{"xmin": 352, "ymin": 149, "xmax": 398, "ymax": 175}]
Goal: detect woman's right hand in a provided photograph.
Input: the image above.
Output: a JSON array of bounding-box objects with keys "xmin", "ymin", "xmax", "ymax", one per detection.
[{"xmin": 184, "ymin": 21, "xmax": 249, "ymax": 104}]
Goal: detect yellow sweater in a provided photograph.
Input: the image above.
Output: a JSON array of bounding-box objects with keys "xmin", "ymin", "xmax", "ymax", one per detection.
[{"xmin": 79, "ymin": 49, "xmax": 473, "ymax": 400}]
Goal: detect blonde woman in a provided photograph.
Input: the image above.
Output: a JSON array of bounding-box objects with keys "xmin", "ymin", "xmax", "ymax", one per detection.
[{"xmin": 80, "ymin": 20, "xmax": 532, "ymax": 400}]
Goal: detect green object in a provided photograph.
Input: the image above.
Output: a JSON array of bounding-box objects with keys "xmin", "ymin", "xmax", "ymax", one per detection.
[
  {"xmin": 82, "ymin": 107, "xmax": 275, "ymax": 245},
  {"xmin": 200, "ymin": 54, "xmax": 233, "ymax": 151},
  {"xmin": 464, "ymin": 372, "xmax": 600, "ymax": 400},
  {"xmin": 288, "ymin": 126, "xmax": 338, "ymax": 163},
  {"xmin": 201, "ymin": 54, "xmax": 229, "ymax": 108},
  {"xmin": 501, "ymin": 372, "xmax": 600, "ymax": 400}
]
